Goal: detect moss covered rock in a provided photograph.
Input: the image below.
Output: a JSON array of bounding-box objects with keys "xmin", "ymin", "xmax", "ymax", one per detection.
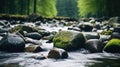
[
  {"xmin": 103, "ymin": 39, "xmax": 120, "ymax": 53},
  {"xmin": 53, "ymin": 31, "xmax": 86, "ymax": 51},
  {"xmin": 9, "ymin": 25, "xmax": 48, "ymax": 37},
  {"xmin": 10, "ymin": 25, "xmax": 38, "ymax": 33}
]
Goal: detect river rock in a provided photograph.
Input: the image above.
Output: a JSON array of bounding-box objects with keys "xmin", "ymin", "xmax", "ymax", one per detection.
[
  {"xmin": 85, "ymin": 39, "xmax": 103, "ymax": 53},
  {"xmin": 0, "ymin": 28, "xmax": 10, "ymax": 33},
  {"xmin": 83, "ymin": 32, "xmax": 100, "ymax": 40},
  {"xmin": 100, "ymin": 35, "xmax": 111, "ymax": 42},
  {"xmin": 78, "ymin": 23, "xmax": 93, "ymax": 32},
  {"xmin": 43, "ymin": 35, "xmax": 54, "ymax": 43},
  {"xmin": 25, "ymin": 45, "xmax": 43, "ymax": 53},
  {"xmin": 9, "ymin": 25, "xmax": 39, "ymax": 34},
  {"xmin": 47, "ymin": 48, "xmax": 68, "ymax": 59},
  {"xmin": 0, "ymin": 20, "xmax": 5, "ymax": 26},
  {"xmin": 0, "ymin": 34, "xmax": 25, "ymax": 52},
  {"xmin": 103, "ymin": 39, "xmax": 120, "ymax": 53},
  {"xmin": 111, "ymin": 32, "xmax": 120, "ymax": 39},
  {"xmin": 25, "ymin": 32, "xmax": 42, "ymax": 40},
  {"xmin": 53, "ymin": 31, "xmax": 86, "ymax": 51},
  {"xmin": 113, "ymin": 27, "xmax": 120, "ymax": 33},
  {"xmin": 25, "ymin": 37, "xmax": 42, "ymax": 45}
]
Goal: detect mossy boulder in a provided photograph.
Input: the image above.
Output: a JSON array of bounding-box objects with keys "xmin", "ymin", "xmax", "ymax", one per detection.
[
  {"xmin": 103, "ymin": 39, "xmax": 120, "ymax": 53},
  {"xmin": 53, "ymin": 31, "xmax": 86, "ymax": 51}
]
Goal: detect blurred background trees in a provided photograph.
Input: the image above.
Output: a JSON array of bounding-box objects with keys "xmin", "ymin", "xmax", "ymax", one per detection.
[{"xmin": 0, "ymin": 0, "xmax": 120, "ymax": 18}]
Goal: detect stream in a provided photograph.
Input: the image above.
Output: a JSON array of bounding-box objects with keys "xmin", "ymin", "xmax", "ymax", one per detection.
[{"xmin": 0, "ymin": 22, "xmax": 120, "ymax": 67}]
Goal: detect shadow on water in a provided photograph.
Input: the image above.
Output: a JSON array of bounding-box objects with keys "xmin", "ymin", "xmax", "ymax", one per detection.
[
  {"xmin": 86, "ymin": 53, "xmax": 120, "ymax": 67},
  {"xmin": 87, "ymin": 58, "xmax": 120, "ymax": 67},
  {"xmin": 0, "ymin": 63, "xmax": 20, "ymax": 67}
]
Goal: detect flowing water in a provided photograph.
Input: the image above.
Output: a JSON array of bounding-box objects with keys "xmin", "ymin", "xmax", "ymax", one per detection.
[{"xmin": 0, "ymin": 23, "xmax": 120, "ymax": 67}]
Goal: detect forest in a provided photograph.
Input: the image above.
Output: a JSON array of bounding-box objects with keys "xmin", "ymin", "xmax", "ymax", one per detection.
[
  {"xmin": 0, "ymin": 0, "xmax": 120, "ymax": 18},
  {"xmin": 0, "ymin": 0, "xmax": 120, "ymax": 67}
]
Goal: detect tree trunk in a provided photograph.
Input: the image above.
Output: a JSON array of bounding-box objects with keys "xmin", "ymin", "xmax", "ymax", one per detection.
[{"xmin": 34, "ymin": 0, "xmax": 37, "ymax": 13}]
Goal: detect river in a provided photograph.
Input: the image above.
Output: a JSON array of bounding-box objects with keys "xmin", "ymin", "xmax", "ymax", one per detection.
[{"xmin": 0, "ymin": 22, "xmax": 120, "ymax": 67}]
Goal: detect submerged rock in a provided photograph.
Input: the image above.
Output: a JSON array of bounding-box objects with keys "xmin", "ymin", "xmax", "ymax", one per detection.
[
  {"xmin": 53, "ymin": 31, "xmax": 86, "ymax": 51},
  {"xmin": 85, "ymin": 39, "xmax": 103, "ymax": 53},
  {"xmin": 0, "ymin": 34, "xmax": 25, "ymax": 52},
  {"xmin": 47, "ymin": 48, "xmax": 68, "ymax": 59},
  {"xmin": 103, "ymin": 39, "xmax": 120, "ymax": 53}
]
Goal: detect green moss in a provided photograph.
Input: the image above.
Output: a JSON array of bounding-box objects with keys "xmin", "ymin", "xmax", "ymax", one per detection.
[
  {"xmin": 9, "ymin": 25, "xmax": 38, "ymax": 34},
  {"xmin": 53, "ymin": 31, "xmax": 73, "ymax": 50},
  {"xmin": 66, "ymin": 23, "xmax": 73, "ymax": 26},
  {"xmin": 100, "ymin": 30, "xmax": 112, "ymax": 35},
  {"xmin": 104, "ymin": 39, "xmax": 120, "ymax": 53},
  {"xmin": 53, "ymin": 31, "xmax": 86, "ymax": 51}
]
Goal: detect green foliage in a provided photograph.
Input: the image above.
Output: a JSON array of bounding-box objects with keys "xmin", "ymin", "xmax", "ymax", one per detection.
[
  {"xmin": 37, "ymin": 0, "xmax": 57, "ymax": 17},
  {"xmin": 77, "ymin": 0, "xmax": 107, "ymax": 17},
  {"xmin": 103, "ymin": 39, "xmax": 120, "ymax": 53}
]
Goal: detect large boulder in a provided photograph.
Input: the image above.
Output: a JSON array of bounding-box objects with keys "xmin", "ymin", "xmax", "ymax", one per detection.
[
  {"xmin": 47, "ymin": 48, "xmax": 68, "ymax": 59},
  {"xmin": 103, "ymin": 39, "xmax": 120, "ymax": 53},
  {"xmin": 53, "ymin": 31, "xmax": 86, "ymax": 51},
  {"xmin": 25, "ymin": 32, "xmax": 42, "ymax": 40},
  {"xmin": 0, "ymin": 34, "xmax": 25, "ymax": 52},
  {"xmin": 85, "ymin": 39, "xmax": 103, "ymax": 53}
]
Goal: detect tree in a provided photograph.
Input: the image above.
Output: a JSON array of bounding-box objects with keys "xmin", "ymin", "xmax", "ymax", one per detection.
[
  {"xmin": 34, "ymin": 0, "xmax": 37, "ymax": 13},
  {"xmin": 37, "ymin": 0, "xmax": 57, "ymax": 17},
  {"xmin": 77, "ymin": 0, "xmax": 120, "ymax": 18}
]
